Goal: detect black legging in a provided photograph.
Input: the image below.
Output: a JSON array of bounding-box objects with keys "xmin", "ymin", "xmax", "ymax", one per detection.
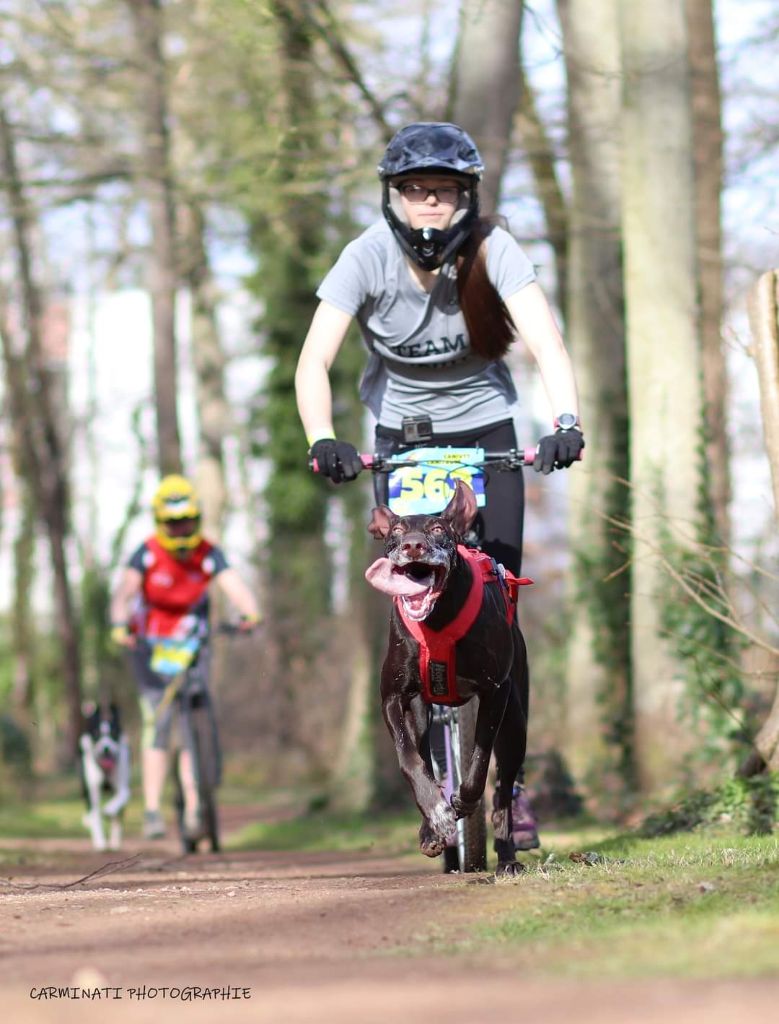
[{"xmin": 372, "ymin": 419, "xmax": 525, "ymax": 574}]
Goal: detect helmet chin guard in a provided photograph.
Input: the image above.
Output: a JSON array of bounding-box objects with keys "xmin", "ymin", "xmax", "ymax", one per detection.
[{"xmin": 382, "ymin": 181, "xmax": 479, "ymax": 270}]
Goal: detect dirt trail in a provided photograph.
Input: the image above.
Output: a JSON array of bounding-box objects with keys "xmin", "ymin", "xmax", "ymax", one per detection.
[{"xmin": 2, "ymin": 808, "xmax": 777, "ymax": 1023}]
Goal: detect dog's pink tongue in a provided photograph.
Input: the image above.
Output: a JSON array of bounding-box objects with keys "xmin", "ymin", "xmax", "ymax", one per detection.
[{"xmin": 365, "ymin": 557, "xmax": 430, "ymax": 597}]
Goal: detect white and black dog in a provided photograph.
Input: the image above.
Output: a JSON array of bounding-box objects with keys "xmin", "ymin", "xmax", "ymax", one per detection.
[{"xmin": 79, "ymin": 702, "xmax": 131, "ymax": 851}]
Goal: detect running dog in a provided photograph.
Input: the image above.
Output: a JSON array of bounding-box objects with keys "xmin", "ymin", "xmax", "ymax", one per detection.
[
  {"xmin": 365, "ymin": 480, "xmax": 530, "ymax": 876},
  {"xmin": 79, "ymin": 703, "xmax": 131, "ymax": 851}
]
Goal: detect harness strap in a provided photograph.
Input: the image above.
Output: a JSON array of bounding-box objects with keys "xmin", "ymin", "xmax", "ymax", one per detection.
[{"xmin": 396, "ymin": 545, "xmax": 532, "ymax": 705}]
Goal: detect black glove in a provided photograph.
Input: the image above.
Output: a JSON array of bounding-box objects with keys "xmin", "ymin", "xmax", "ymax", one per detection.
[
  {"xmin": 310, "ymin": 438, "xmax": 363, "ymax": 483},
  {"xmin": 534, "ymin": 428, "xmax": 585, "ymax": 475}
]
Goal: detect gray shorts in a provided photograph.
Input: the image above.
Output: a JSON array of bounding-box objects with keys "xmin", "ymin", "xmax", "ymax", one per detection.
[{"xmin": 129, "ymin": 643, "xmax": 216, "ymax": 760}]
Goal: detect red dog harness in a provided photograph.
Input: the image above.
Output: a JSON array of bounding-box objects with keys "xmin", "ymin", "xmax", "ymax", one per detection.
[{"xmin": 396, "ymin": 546, "xmax": 532, "ymax": 706}]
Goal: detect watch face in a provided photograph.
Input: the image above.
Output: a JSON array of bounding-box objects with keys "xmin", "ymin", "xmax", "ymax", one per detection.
[{"xmin": 557, "ymin": 413, "xmax": 577, "ymax": 430}]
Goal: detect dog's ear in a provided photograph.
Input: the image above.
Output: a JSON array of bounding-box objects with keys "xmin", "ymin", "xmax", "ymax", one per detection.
[
  {"xmin": 440, "ymin": 479, "xmax": 478, "ymax": 536},
  {"xmin": 367, "ymin": 505, "xmax": 396, "ymax": 539}
]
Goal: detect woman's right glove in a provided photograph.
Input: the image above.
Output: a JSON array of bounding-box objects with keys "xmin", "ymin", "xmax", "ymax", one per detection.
[
  {"xmin": 309, "ymin": 438, "xmax": 363, "ymax": 483},
  {"xmin": 110, "ymin": 623, "xmax": 135, "ymax": 648}
]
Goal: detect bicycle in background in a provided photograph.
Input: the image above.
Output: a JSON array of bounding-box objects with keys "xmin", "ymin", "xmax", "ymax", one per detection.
[{"xmin": 148, "ymin": 622, "xmax": 251, "ymax": 854}]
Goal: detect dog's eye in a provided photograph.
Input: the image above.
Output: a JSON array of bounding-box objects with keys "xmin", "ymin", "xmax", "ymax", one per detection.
[{"xmin": 429, "ymin": 523, "xmax": 445, "ymax": 535}]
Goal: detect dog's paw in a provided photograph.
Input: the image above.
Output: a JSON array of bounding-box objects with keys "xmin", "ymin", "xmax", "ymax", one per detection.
[
  {"xmin": 419, "ymin": 802, "xmax": 456, "ymax": 856},
  {"xmin": 495, "ymin": 859, "xmax": 526, "ymax": 880},
  {"xmin": 418, "ymin": 821, "xmax": 446, "ymax": 857},
  {"xmin": 451, "ymin": 791, "xmax": 479, "ymax": 819}
]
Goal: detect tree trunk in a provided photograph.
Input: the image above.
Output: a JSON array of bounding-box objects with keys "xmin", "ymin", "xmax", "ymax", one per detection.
[
  {"xmin": 557, "ymin": 0, "xmax": 632, "ymax": 808},
  {"xmin": 255, "ymin": 0, "xmax": 334, "ymax": 754},
  {"xmin": 687, "ymin": 0, "xmax": 729, "ymax": 546},
  {"xmin": 744, "ymin": 270, "xmax": 779, "ymax": 771},
  {"xmin": 619, "ymin": 0, "xmax": 704, "ymax": 794},
  {"xmin": 449, "ymin": 0, "xmax": 524, "ymax": 214},
  {"xmin": 515, "ymin": 57, "xmax": 569, "ymax": 311},
  {"xmin": 0, "ymin": 105, "xmax": 84, "ymax": 760},
  {"xmin": 126, "ymin": 0, "xmax": 182, "ymax": 475},
  {"xmin": 747, "ymin": 272, "xmax": 779, "ymax": 518},
  {"xmin": 11, "ymin": 486, "xmax": 36, "ymax": 730},
  {"xmin": 328, "ymin": 642, "xmax": 374, "ymax": 811},
  {"xmin": 180, "ymin": 202, "xmax": 229, "ymax": 538}
]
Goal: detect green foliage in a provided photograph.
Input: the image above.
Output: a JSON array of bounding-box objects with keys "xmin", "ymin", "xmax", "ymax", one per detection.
[
  {"xmin": 205, "ymin": 4, "xmax": 340, "ymax": 649},
  {"xmin": 0, "ymin": 612, "xmax": 65, "ymax": 714},
  {"xmin": 209, "ymin": 2, "xmax": 374, "ymax": 604},
  {"xmin": 0, "ymin": 714, "xmax": 32, "ymax": 783},
  {"xmin": 79, "ymin": 564, "xmax": 112, "ymax": 685},
  {"xmin": 639, "ymin": 773, "xmax": 779, "ymax": 838},
  {"xmin": 651, "ymin": 412, "xmax": 748, "ymax": 767},
  {"xmin": 658, "ymin": 529, "xmax": 748, "ymax": 764}
]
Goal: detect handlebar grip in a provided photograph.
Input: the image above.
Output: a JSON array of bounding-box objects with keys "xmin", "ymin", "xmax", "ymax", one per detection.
[
  {"xmin": 522, "ymin": 447, "xmax": 583, "ymax": 465},
  {"xmin": 309, "ymin": 454, "xmax": 374, "ymax": 474},
  {"xmin": 216, "ymin": 621, "xmax": 260, "ymax": 635}
]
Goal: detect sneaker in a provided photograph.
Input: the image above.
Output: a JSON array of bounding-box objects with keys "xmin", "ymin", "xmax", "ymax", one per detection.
[
  {"xmin": 183, "ymin": 807, "xmax": 205, "ymax": 843},
  {"xmin": 142, "ymin": 809, "xmax": 166, "ymax": 840},
  {"xmin": 510, "ymin": 785, "xmax": 540, "ymax": 850}
]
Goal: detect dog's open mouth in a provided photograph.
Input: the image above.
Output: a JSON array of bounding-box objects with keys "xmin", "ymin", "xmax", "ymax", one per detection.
[
  {"xmin": 365, "ymin": 556, "xmax": 449, "ymax": 619},
  {"xmin": 395, "ymin": 561, "xmax": 448, "ymax": 620}
]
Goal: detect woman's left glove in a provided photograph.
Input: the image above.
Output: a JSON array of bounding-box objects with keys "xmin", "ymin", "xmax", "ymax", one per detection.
[
  {"xmin": 310, "ymin": 438, "xmax": 363, "ymax": 483},
  {"xmin": 534, "ymin": 426, "xmax": 585, "ymax": 475}
]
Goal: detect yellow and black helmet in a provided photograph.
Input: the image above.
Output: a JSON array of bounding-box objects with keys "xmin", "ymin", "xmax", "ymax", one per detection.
[{"xmin": 151, "ymin": 474, "xmax": 202, "ymax": 553}]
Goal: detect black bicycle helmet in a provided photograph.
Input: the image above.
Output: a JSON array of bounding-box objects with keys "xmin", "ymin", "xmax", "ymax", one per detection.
[{"xmin": 378, "ymin": 122, "xmax": 484, "ymax": 271}]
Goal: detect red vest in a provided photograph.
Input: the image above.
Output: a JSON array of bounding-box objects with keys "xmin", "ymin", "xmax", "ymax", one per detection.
[
  {"xmin": 139, "ymin": 537, "xmax": 217, "ymax": 637},
  {"xmin": 396, "ymin": 546, "xmax": 532, "ymax": 706}
]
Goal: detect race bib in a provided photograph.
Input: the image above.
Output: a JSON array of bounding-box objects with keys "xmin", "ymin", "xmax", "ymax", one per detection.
[
  {"xmin": 387, "ymin": 447, "xmax": 486, "ymax": 516},
  {"xmin": 149, "ymin": 636, "xmax": 200, "ymax": 676}
]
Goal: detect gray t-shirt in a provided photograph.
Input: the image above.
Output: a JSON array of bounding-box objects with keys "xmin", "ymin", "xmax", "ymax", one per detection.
[{"xmin": 316, "ymin": 220, "xmax": 536, "ymax": 433}]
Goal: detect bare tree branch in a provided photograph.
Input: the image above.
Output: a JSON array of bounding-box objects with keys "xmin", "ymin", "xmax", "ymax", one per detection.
[{"xmin": 302, "ymin": 0, "xmax": 393, "ymax": 141}]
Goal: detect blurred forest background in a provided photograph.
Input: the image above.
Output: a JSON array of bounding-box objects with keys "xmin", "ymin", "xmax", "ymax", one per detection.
[{"xmin": 1, "ymin": 0, "xmax": 778, "ymax": 821}]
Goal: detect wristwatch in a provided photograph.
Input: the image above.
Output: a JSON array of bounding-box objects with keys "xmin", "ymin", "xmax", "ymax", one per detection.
[{"xmin": 554, "ymin": 413, "xmax": 581, "ymax": 431}]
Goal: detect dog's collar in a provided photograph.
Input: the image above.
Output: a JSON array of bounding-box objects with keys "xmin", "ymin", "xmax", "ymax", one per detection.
[{"xmin": 395, "ymin": 546, "xmax": 532, "ymax": 705}]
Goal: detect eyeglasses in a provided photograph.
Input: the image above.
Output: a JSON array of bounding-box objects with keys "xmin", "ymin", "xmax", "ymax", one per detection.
[{"xmin": 397, "ymin": 183, "xmax": 462, "ymax": 205}]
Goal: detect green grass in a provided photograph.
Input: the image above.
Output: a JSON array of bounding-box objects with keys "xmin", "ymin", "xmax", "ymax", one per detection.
[
  {"xmin": 431, "ymin": 829, "xmax": 779, "ymax": 980},
  {"xmin": 0, "ymin": 768, "xmax": 273, "ymax": 843},
  {"xmin": 0, "ymin": 793, "xmax": 86, "ymax": 839},
  {"xmin": 0, "ymin": 790, "xmax": 95, "ymax": 868},
  {"xmin": 228, "ymin": 805, "xmax": 422, "ymax": 855}
]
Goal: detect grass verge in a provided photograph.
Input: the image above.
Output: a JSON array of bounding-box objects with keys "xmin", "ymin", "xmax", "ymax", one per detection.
[
  {"xmin": 227, "ymin": 804, "xmax": 421, "ymax": 855},
  {"xmin": 427, "ymin": 829, "xmax": 779, "ymax": 980}
]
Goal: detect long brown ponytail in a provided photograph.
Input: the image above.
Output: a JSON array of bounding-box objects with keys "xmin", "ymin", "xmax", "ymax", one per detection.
[{"xmin": 456, "ymin": 218, "xmax": 516, "ymax": 360}]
